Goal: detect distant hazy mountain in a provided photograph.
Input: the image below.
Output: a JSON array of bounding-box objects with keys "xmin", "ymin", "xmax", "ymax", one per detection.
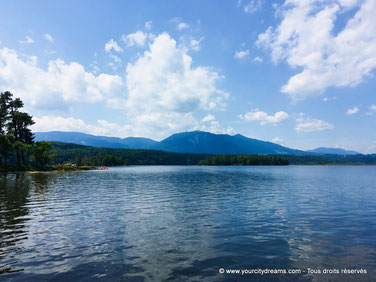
[
  {"xmin": 307, "ymin": 147, "xmax": 359, "ymax": 155},
  {"xmin": 152, "ymin": 131, "xmax": 307, "ymax": 155},
  {"xmin": 34, "ymin": 131, "xmax": 158, "ymax": 149}
]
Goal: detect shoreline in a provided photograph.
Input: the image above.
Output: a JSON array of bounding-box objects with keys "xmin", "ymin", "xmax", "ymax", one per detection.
[
  {"xmin": 1, "ymin": 163, "xmax": 375, "ymax": 173},
  {"xmin": 0, "ymin": 164, "xmax": 97, "ymax": 173}
]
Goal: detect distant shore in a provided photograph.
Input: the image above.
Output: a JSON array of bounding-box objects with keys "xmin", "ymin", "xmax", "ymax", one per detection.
[{"xmin": 0, "ymin": 164, "xmax": 97, "ymax": 173}]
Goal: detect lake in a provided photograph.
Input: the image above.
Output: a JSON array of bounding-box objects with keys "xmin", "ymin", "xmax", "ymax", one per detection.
[{"xmin": 1, "ymin": 166, "xmax": 376, "ymax": 281}]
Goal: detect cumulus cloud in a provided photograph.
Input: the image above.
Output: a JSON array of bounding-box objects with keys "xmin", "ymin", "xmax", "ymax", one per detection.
[
  {"xmin": 234, "ymin": 50, "xmax": 250, "ymax": 60},
  {"xmin": 122, "ymin": 30, "xmax": 148, "ymax": 47},
  {"xmin": 239, "ymin": 109, "xmax": 289, "ymax": 125},
  {"xmin": 125, "ymin": 33, "xmax": 228, "ymax": 114},
  {"xmin": 19, "ymin": 36, "xmax": 34, "ymax": 44},
  {"xmin": 346, "ymin": 106, "xmax": 359, "ymax": 115},
  {"xmin": 104, "ymin": 39, "xmax": 123, "ymax": 53},
  {"xmin": 295, "ymin": 117, "xmax": 334, "ymax": 133},
  {"xmin": 257, "ymin": 0, "xmax": 376, "ymax": 101},
  {"xmin": 0, "ymin": 47, "xmax": 123, "ymax": 110},
  {"xmin": 44, "ymin": 33, "xmax": 53, "ymax": 43},
  {"xmin": 253, "ymin": 56, "xmax": 263, "ymax": 63}
]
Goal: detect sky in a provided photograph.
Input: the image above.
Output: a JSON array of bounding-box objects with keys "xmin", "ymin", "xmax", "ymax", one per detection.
[{"xmin": 0, "ymin": 0, "xmax": 375, "ymax": 153}]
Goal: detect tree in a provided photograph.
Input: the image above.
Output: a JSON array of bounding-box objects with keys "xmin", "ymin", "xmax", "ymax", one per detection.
[
  {"xmin": 31, "ymin": 141, "xmax": 56, "ymax": 166},
  {"xmin": 7, "ymin": 96, "xmax": 34, "ymax": 165},
  {"xmin": 0, "ymin": 134, "xmax": 15, "ymax": 166},
  {"xmin": 0, "ymin": 91, "xmax": 12, "ymax": 134}
]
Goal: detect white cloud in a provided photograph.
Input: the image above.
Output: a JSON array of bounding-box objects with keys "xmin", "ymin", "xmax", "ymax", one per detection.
[
  {"xmin": 257, "ymin": 0, "xmax": 376, "ymax": 101},
  {"xmin": 0, "ymin": 47, "xmax": 123, "ymax": 110},
  {"xmin": 198, "ymin": 121, "xmax": 236, "ymax": 135},
  {"xmin": 239, "ymin": 109, "xmax": 289, "ymax": 125},
  {"xmin": 1, "ymin": 32, "xmax": 230, "ymax": 140},
  {"xmin": 346, "ymin": 106, "xmax": 359, "ymax": 115},
  {"xmin": 44, "ymin": 33, "xmax": 53, "ymax": 43},
  {"xmin": 104, "ymin": 39, "xmax": 123, "ymax": 53},
  {"xmin": 120, "ymin": 33, "xmax": 229, "ymax": 138},
  {"xmin": 122, "ymin": 31, "xmax": 148, "ymax": 47},
  {"xmin": 19, "ymin": 36, "xmax": 34, "ymax": 44},
  {"xmin": 234, "ymin": 50, "xmax": 250, "ymax": 60},
  {"xmin": 253, "ymin": 56, "xmax": 263, "ymax": 62},
  {"xmin": 32, "ymin": 116, "xmax": 133, "ymax": 138},
  {"xmin": 201, "ymin": 114, "xmax": 215, "ymax": 123},
  {"xmin": 125, "ymin": 33, "xmax": 228, "ymax": 114},
  {"xmin": 295, "ymin": 117, "xmax": 334, "ymax": 133},
  {"xmin": 244, "ymin": 0, "xmax": 262, "ymax": 13},
  {"xmin": 190, "ymin": 38, "xmax": 203, "ymax": 51},
  {"xmin": 177, "ymin": 22, "xmax": 190, "ymax": 30},
  {"xmin": 145, "ymin": 21, "xmax": 152, "ymax": 30},
  {"xmin": 272, "ymin": 137, "xmax": 283, "ymax": 144},
  {"xmin": 179, "ymin": 36, "xmax": 204, "ymax": 52}
]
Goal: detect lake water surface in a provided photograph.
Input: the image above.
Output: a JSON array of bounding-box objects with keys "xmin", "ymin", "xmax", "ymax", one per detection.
[{"xmin": 1, "ymin": 166, "xmax": 376, "ymax": 281}]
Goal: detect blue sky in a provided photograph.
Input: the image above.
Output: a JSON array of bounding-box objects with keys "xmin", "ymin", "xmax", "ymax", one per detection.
[{"xmin": 1, "ymin": 0, "xmax": 375, "ymax": 153}]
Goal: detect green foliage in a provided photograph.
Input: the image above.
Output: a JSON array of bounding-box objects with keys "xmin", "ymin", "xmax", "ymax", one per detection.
[
  {"xmin": 0, "ymin": 91, "xmax": 12, "ymax": 134},
  {"xmin": 51, "ymin": 142, "xmax": 208, "ymax": 166},
  {"xmin": 284, "ymin": 154, "xmax": 376, "ymax": 165},
  {"xmin": 0, "ymin": 134, "xmax": 15, "ymax": 165},
  {"xmin": 0, "ymin": 164, "xmax": 96, "ymax": 173},
  {"xmin": 31, "ymin": 141, "xmax": 57, "ymax": 166},
  {"xmin": 0, "ymin": 91, "xmax": 34, "ymax": 165},
  {"xmin": 198, "ymin": 154, "xmax": 289, "ymax": 166}
]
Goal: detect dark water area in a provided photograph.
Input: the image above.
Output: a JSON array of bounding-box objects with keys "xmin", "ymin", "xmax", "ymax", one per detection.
[{"xmin": 1, "ymin": 166, "xmax": 376, "ymax": 281}]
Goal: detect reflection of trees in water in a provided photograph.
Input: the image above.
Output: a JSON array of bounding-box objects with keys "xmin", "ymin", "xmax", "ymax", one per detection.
[
  {"xmin": 0, "ymin": 172, "xmax": 58, "ymax": 275},
  {"xmin": 30, "ymin": 173, "xmax": 56, "ymax": 196},
  {"xmin": 0, "ymin": 174, "xmax": 31, "ymax": 274}
]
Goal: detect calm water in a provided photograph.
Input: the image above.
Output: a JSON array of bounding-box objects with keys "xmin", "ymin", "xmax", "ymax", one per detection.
[{"xmin": 1, "ymin": 166, "xmax": 376, "ymax": 281}]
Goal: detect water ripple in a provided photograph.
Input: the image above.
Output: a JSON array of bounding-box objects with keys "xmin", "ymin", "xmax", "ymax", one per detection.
[{"xmin": 1, "ymin": 166, "xmax": 376, "ymax": 281}]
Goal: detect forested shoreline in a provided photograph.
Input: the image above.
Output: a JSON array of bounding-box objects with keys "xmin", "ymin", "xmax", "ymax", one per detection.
[{"xmin": 51, "ymin": 142, "xmax": 376, "ymax": 166}]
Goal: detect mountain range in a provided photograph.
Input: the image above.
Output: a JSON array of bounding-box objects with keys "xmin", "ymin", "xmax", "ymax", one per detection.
[
  {"xmin": 34, "ymin": 131, "xmax": 360, "ymax": 156},
  {"xmin": 307, "ymin": 147, "xmax": 359, "ymax": 155}
]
